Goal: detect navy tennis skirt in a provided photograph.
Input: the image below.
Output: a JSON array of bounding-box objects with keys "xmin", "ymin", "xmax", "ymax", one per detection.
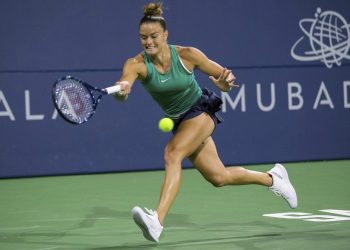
[{"xmin": 171, "ymin": 88, "xmax": 223, "ymax": 133}]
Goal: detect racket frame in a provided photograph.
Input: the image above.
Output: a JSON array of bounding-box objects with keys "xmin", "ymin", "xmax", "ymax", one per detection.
[{"xmin": 52, "ymin": 76, "xmax": 107, "ymax": 125}]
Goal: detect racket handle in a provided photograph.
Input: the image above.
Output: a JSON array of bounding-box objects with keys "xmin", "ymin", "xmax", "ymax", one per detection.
[{"xmin": 104, "ymin": 85, "xmax": 121, "ymax": 95}]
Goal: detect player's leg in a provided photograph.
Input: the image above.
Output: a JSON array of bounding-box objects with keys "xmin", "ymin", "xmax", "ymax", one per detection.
[
  {"xmin": 132, "ymin": 113, "xmax": 216, "ymax": 242},
  {"xmin": 156, "ymin": 113, "xmax": 216, "ymax": 224},
  {"xmin": 188, "ymin": 137, "xmax": 298, "ymax": 209},
  {"xmin": 188, "ymin": 137, "xmax": 273, "ymax": 187}
]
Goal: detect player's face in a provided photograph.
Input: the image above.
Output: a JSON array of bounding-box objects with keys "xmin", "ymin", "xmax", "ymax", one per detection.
[{"xmin": 139, "ymin": 22, "xmax": 168, "ymax": 56}]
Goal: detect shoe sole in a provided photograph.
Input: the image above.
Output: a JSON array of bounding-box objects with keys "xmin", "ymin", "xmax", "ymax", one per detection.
[
  {"xmin": 275, "ymin": 164, "xmax": 298, "ymax": 209},
  {"xmin": 132, "ymin": 207, "xmax": 158, "ymax": 242}
]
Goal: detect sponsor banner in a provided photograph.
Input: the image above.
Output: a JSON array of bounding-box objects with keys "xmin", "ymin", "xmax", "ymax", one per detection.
[{"xmin": 0, "ymin": 1, "xmax": 349, "ymax": 177}]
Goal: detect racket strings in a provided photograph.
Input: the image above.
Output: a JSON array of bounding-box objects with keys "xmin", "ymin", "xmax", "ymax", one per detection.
[{"xmin": 53, "ymin": 79, "xmax": 95, "ymax": 124}]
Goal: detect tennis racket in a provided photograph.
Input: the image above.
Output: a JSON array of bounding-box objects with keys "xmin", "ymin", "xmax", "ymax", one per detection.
[{"xmin": 52, "ymin": 75, "xmax": 121, "ymax": 124}]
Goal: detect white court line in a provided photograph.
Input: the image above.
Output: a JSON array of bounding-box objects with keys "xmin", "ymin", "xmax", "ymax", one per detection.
[
  {"xmin": 35, "ymin": 217, "xmax": 114, "ymax": 222},
  {"xmin": 37, "ymin": 247, "xmax": 59, "ymax": 250},
  {"xmin": 0, "ymin": 225, "xmax": 40, "ymax": 231},
  {"xmin": 7, "ymin": 210, "xmax": 40, "ymax": 214}
]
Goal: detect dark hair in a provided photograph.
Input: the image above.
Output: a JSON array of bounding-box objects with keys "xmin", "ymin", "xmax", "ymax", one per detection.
[{"xmin": 139, "ymin": 2, "xmax": 167, "ymax": 31}]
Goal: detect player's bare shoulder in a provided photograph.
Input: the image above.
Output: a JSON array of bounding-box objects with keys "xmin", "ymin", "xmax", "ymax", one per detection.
[
  {"xmin": 124, "ymin": 53, "xmax": 147, "ymax": 79},
  {"xmin": 175, "ymin": 46, "xmax": 206, "ymax": 68},
  {"xmin": 176, "ymin": 46, "xmax": 196, "ymax": 58},
  {"xmin": 125, "ymin": 53, "xmax": 145, "ymax": 68},
  {"xmin": 174, "ymin": 46, "xmax": 198, "ymax": 71}
]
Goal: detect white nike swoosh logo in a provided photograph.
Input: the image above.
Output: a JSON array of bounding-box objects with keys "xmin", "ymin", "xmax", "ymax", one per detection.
[{"xmin": 161, "ymin": 78, "xmax": 170, "ymax": 83}]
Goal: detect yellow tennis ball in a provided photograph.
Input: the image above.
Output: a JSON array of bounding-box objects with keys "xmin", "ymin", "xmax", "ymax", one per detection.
[{"xmin": 158, "ymin": 117, "xmax": 174, "ymax": 133}]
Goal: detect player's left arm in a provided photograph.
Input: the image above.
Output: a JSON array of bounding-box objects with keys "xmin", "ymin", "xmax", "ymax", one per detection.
[
  {"xmin": 182, "ymin": 47, "xmax": 238, "ymax": 92},
  {"xmin": 114, "ymin": 56, "xmax": 143, "ymax": 101}
]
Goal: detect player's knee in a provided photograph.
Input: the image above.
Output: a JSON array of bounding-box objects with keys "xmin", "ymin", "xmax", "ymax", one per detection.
[
  {"xmin": 208, "ymin": 174, "xmax": 226, "ymax": 187},
  {"xmin": 164, "ymin": 143, "xmax": 183, "ymax": 166}
]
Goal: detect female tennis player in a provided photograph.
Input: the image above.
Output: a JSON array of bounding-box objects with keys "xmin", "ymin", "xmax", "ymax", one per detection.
[{"xmin": 114, "ymin": 2, "xmax": 297, "ymax": 242}]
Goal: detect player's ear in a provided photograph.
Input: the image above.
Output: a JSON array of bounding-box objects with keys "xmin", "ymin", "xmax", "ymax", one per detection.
[{"xmin": 164, "ymin": 30, "xmax": 169, "ymax": 41}]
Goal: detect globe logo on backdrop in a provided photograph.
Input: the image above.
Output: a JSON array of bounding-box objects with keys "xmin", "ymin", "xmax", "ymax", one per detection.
[{"xmin": 291, "ymin": 8, "xmax": 350, "ymax": 69}]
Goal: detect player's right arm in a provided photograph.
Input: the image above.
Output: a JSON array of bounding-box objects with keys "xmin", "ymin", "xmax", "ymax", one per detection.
[{"xmin": 114, "ymin": 54, "xmax": 146, "ymax": 101}]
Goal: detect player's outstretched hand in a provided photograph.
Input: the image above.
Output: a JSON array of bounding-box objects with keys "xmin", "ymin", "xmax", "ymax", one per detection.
[{"xmin": 209, "ymin": 68, "xmax": 239, "ymax": 92}]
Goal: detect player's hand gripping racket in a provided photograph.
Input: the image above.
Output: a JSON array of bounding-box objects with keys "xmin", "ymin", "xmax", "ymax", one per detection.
[{"xmin": 52, "ymin": 75, "xmax": 121, "ymax": 124}]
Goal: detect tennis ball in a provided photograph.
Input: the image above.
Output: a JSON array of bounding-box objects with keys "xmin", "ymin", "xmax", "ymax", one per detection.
[{"xmin": 158, "ymin": 117, "xmax": 174, "ymax": 133}]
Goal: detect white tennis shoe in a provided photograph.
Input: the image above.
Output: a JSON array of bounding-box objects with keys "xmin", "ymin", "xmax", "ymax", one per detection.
[
  {"xmin": 132, "ymin": 206, "xmax": 163, "ymax": 242},
  {"xmin": 268, "ymin": 163, "xmax": 298, "ymax": 209}
]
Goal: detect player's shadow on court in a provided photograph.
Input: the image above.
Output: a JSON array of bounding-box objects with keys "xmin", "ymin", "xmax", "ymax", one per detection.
[
  {"xmin": 85, "ymin": 211, "xmax": 284, "ymax": 250},
  {"xmin": 75, "ymin": 207, "xmax": 199, "ymax": 229},
  {"xmin": 88, "ymin": 228, "xmax": 345, "ymax": 250},
  {"xmin": 79, "ymin": 209, "xmax": 346, "ymax": 250},
  {"xmin": 76, "ymin": 207, "xmax": 125, "ymax": 228},
  {"xmin": 87, "ymin": 211, "xmax": 347, "ymax": 250},
  {"xmin": 87, "ymin": 234, "xmax": 282, "ymax": 250}
]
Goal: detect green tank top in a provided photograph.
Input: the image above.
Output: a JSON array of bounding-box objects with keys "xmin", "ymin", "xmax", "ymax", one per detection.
[{"xmin": 141, "ymin": 45, "xmax": 202, "ymax": 118}]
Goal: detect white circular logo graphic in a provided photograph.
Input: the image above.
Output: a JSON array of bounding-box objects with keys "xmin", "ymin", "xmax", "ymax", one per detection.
[{"xmin": 291, "ymin": 8, "xmax": 350, "ymax": 69}]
